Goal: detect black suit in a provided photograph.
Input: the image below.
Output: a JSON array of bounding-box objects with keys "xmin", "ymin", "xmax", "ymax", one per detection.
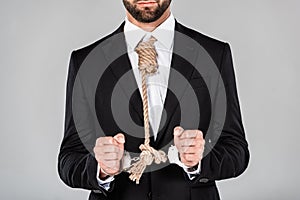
[{"xmin": 58, "ymin": 20, "xmax": 250, "ymax": 200}]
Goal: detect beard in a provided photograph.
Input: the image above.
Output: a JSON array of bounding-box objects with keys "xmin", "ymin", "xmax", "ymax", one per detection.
[{"xmin": 123, "ymin": 0, "xmax": 171, "ymax": 23}]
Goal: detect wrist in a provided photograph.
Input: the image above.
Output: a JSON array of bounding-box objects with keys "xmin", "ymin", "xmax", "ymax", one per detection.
[
  {"xmin": 98, "ymin": 161, "xmax": 122, "ymax": 179},
  {"xmin": 179, "ymin": 156, "xmax": 200, "ymax": 169},
  {"xmin": 99, "ymin": 168, "xmax": 111, "ymax": 180}
]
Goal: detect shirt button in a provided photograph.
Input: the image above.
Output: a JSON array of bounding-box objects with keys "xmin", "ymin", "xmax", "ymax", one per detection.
[{"xmin": 199, "ymin": 178, "xmax": 209, "ymax": 183}]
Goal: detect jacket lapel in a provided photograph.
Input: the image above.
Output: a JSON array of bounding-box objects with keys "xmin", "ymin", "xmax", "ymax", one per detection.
[
  {"xmin": 100, "ymin": 22, "xmax": 145, "ymax": 123},
  {"xmin": 155, "ymin": 22, "xmax": 199, "ymax": 146}
]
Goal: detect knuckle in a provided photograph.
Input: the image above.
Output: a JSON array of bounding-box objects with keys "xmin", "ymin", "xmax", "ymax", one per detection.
[
  {"xmin": 199, "ymin": 139, "xmax": 205, "ymax": 146},
  {"xmin": 94, "ymin": 147, "xmax": 101, "ymax": 154},
  {"xmin": 96, "ymin": 137, "xmax": 102, "ymax": 145},
  {"xmin": 113, "ymin": 146, "xmax": 119, "ymax": 152},
  {"xmin": 95, "ymin": 155, "xmax": 101, "ymax": 162},
  {"xmin": 107, "ymin": 146, "xmax": 113, "ymax": 153},
  {"xmin": 189, "ymin": 147, "xmax": 196, "ymax": 153},
  {"xmin": 112, "ymin": 153, "xmax": 118, "ymax": 159},
  {"xmin": 188, "ymin": 139, "xmax": 194, "ymax": 146},
  {"xmin": 109, "ymin": 160, "xmax": 118, "ymax": 166},
  {"xmin": 192, "ymin": 139, "xmax": 197, "ymax": 145},
  {"xmin": 107, "ymin": 137, "xmax": 113, "ymax": 143}
]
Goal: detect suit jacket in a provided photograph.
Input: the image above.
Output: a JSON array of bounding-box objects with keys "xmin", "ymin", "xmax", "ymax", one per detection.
[{"xmin": 58, "ymin": 20, "xmax": 250, "ymax": 200}]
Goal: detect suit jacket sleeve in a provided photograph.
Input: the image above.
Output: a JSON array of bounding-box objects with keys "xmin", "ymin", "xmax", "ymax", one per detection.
[
  {"xmin": 57, "ymin": 51, "xmax": 113, "ymax": 196},
  {"xmin": 194, "ymin": 43, "xmax": 250, "ymax": 182}
]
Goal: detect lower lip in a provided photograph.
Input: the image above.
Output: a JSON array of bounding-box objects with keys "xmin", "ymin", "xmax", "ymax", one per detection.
[{"xmin": 137, "ymin": 1, "xmax": 157, "ymax": 6}]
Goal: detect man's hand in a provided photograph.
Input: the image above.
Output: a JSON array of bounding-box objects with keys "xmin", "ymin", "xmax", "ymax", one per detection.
[
  {"xmin": 93, "ymin": 133, "xmax": 125, "ymax": 179},
  {"xmin": 173, "ymin": 126, "xmax": 205, "ymax": 168}
]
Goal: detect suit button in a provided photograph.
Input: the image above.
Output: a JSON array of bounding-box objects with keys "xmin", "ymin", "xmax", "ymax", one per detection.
[
  {"xmin": 92, "ymin": 190, "xmax": 102, "ymax": 194},
  {"xmin": 199, "ymin": 178, "xmax": 209, "ymax": 183},
  {"xmin": 148, "ymin": 192, "xmax": 152, "ymax": 199}
]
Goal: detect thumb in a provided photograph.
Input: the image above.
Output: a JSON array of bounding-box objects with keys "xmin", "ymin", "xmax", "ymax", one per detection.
[
  {"xmin": 114, "ymin": 133, "xmax": 125, "ymax": 144},
  {"xmin": 173, "ymin": 126, "xmax": 184, "ymax": 137}
]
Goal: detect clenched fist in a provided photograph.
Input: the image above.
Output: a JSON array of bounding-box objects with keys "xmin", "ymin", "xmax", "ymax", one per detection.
[
  {"xmin": 173, "ymin": 126, "xmax": 205, "ymax": 167},
  {"xmin": 93, "ymin": 133, "xmax": 125, "ymax": 179}
]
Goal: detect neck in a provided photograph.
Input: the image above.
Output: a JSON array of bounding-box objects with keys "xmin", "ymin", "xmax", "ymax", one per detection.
[{"xmin": 126, "ymin": 7, "xmax": 171, "ymax": 32}]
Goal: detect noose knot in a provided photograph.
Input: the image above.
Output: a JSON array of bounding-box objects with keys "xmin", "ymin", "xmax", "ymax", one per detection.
[
  {"xmin": 135, "ymin": 36, "xmax": 158, "ymax": 75},
  {"xmin": 139, "ymin": 144, "xmax": 168, "ymax": 164},
  {"xmin": 128, "ymin": 144, "xmax": 167, "ymax": 184}
]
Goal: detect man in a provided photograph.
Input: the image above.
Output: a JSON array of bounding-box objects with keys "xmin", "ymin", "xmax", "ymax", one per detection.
[{"xmin": 58, "ymin": 0, "xmax": 250, "ymax": 199}]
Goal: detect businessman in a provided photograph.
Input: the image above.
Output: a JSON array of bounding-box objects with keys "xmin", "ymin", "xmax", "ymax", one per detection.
[{"xmin": 58, "ymin": 0, "xmax": 250, "ymax": 199}]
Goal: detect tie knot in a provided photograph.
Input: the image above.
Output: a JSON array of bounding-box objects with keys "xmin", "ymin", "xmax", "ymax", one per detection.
[
  {"xmin": 148, "ymin": 35, "xmax": 157, "ymax": 43},
  {"xmin": 135, "ymin": 36, "xmax": 158, "ymax": 75}
]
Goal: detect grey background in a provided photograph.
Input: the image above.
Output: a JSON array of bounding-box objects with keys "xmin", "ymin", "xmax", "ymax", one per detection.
[{"xmin": 0, "ymin": 0, "xmax": 299, "ymax": 199}]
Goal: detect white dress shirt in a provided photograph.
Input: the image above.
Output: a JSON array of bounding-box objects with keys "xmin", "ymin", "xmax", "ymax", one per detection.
[
  {"xmin": 124, "ymin": 14, "xmax": 174, "ymax": 140},
  {"xmin": 96, "ymin": 13, "xmax": 200, "ymax": 190}
]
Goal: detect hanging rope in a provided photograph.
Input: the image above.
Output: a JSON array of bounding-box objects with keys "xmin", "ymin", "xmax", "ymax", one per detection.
[{"xmin": 127, "ymin": 36, "xmax": 167, "ymax": 184}]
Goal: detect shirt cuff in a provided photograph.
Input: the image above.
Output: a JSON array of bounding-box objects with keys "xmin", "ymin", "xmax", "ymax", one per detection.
[
  {"xmin": 96, "ymin": 165, "xmax": 115, "ymax": 191},
  {"xmin": 96, "ymin": 151, "xmax": 132, "ymax": 190},
  {"xmin": 181, "ymin": 161, "xmax": 201, "ymax": 180},
  {"xmin": 168, "ymin": 145, "xmax": 201, "ymax": 180}
]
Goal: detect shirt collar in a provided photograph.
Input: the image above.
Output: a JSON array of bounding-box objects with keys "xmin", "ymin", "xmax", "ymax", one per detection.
[{"xmin": 124, "ymin": 13, "xmax": 175, "ymax": 50}]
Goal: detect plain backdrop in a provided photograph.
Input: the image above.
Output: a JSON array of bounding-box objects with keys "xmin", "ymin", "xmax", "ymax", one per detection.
[{"xmin": 0, "ymin": 0, "xmax": 299, "ymax": 199}]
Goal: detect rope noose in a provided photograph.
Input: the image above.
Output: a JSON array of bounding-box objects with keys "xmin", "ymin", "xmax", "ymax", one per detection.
[{"xmin": 127, "ymin": 36, "xmax": 167, "ymax": 184}]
